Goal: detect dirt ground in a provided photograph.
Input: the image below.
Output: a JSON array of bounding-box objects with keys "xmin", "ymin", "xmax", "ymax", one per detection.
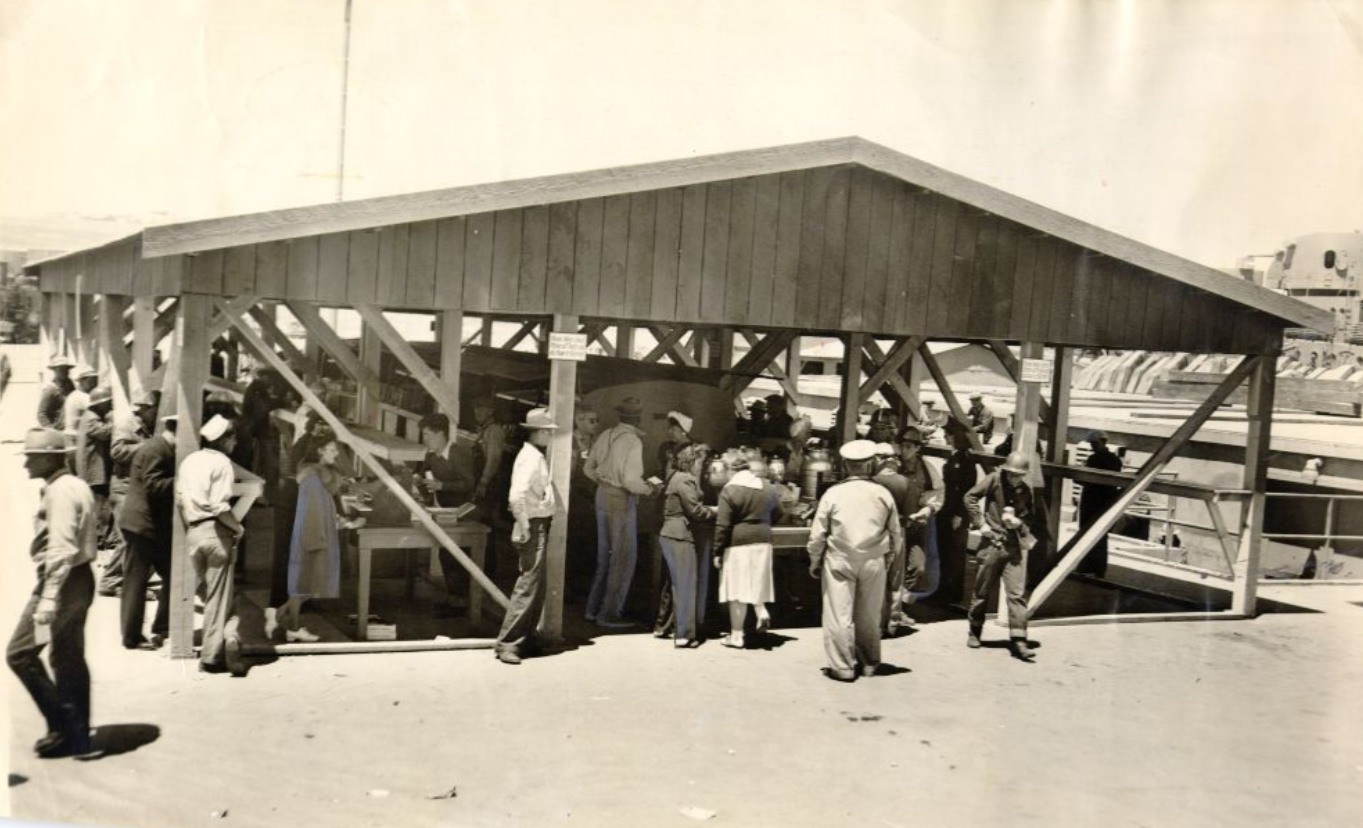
[{"xmin": 3, "ymin": 360, "xmax": 1362, "ymax": 828}]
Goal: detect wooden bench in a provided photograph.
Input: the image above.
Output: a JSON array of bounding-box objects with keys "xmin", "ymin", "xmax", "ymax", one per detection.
[{"xmin": 350, "ymin": 521, "xmax": 491, "ymax": 640}]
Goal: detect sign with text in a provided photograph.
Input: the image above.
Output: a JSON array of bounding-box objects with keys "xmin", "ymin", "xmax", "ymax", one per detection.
[
  {"xmin": 1020, "ymin": 357, "xmax": 1053, "ymax": 383},
  {"xmin": 547, "ymin": 332, "xmax": 589, "ymax": 362}
]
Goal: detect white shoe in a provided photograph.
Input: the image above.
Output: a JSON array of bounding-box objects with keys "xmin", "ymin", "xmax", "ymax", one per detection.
[
  {"xmin": 264, "ymin": 608, "xmax": 279, "ymax": 639},
  {"xmin": 286, "ymin": 627, "xmax": 320, "ymax": 643}
]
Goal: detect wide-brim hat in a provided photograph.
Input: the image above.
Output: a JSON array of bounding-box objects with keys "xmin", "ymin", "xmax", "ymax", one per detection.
[
  {"xmin": 522, "ymin": 408, "xmax": 558, "ymax": 430},
  {"xmin": 899, "ymin": 425, "xmax": 928, "ymax": 445},
  {"xmin": 47, "ymin": 355, "xmax": 76, "ymax": 369},
  {"xmin": 667, "ymin": 410, "xmax": 694, "ymax": 436},
  {"xmin": 873, "ymin": 442, "xmax": 897, "ymax": 458},
  {"xmin": 88, "ymin": 385, "xmax": 113, "ymax": 407},
  {"xmin": 23, "ymin": 428, "xmax": 72, "ymax": 454},
  {"xmin": 839, "ymin": 439, "xmax": 878, "ymax": 462},
  {"xmin": 615, "ymin": 396, "xmax": 643, "ymax": 418},
  {"xmin": 75, "ymin": 364, "xmax": 98, "ymax": 381}
]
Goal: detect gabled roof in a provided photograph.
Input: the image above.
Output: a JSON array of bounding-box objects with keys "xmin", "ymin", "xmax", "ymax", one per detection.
[{"xmin": 134, "ymin": 136, "xmax": 1330, "ymax": 332}]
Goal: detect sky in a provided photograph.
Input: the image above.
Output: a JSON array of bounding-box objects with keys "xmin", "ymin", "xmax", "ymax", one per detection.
[{"xmin": 1, "ymin": 0, "xmax": 1361, "ymax": 269}]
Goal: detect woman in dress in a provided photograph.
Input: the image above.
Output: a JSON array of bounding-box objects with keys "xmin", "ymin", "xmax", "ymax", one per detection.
[
  {"xmin": 658, "ymin": 442, "xmax": 715, "ymax": 648},
  {"xmin": 713, "ymin": 447, "xmax": 785, "ymax": 648},
  {"xmin": 279, "ymin": 429, "xmax": 363, "ymax": 642}
]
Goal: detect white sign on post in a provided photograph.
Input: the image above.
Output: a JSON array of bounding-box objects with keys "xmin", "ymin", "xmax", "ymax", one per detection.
[
  {"xmin": 1020, "ymin": 357, "xmax": 1053, "ymax": 383},
  {"xmin": 547, "ymin": 332, "xmax": 588, "ymax": 362}
]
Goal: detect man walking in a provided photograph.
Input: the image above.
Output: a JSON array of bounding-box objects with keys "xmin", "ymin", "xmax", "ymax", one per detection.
[
  {"xmin": 807, "ymin": 440, "xmax": 903, "ymax": 682},
  {"xmin": 175, "ymin": 414, "xmax": 246, "ymax": 675},
  {"xmin": 967, "ymin": 391, "xmax": 995, "ymax": 446},
  {"xmin": 118, "ymin": 413, "xmax": 177, "ymax": 650},
  {"xmin": 964, "ymin": 451, "xmax": 1038, "ymax": 661},
  {"xmin": 7, "ymin": 428, "xmax": 98, "ymax": 758},
  {"xmin": 584, "ymin": 396, "xmax": 657, "ymax": 627},
  {"xmin": 494, "ymin": 408, "xmax": 559, "ymax": 665}
]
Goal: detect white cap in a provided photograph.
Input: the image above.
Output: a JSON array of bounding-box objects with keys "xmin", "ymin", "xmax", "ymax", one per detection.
[
  {"xmin": 200, "ymin": 414, "xmax": 233, "ymax": 442},
  {"xmin": 872, "ymin": 442, "xmax": 897, "ymax": 457},
  {"xmin": 839, "ymin": 439, "xmax": 878, "ymax": 462},
  {"xmin": 667, "ymin": 410, "xmax": 694, "ymax": 436}
]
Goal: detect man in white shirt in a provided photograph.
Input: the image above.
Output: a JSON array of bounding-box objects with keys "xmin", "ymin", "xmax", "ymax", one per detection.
[
  {"xmin": 175, "ymin": 414, "xmax": 245, "ymax": 676},
  {"xmin": 494, "ymin": 408, "xmax": 559, "ymax": 665}
]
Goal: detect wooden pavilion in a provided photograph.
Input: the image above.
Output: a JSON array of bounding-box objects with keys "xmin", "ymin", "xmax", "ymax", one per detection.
[{"xmin": 26, "ymin": 137, "xmax": 1333, "ymax": 657}]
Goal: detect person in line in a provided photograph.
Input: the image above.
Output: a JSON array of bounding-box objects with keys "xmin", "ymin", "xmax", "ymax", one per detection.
[
  {"xmin": 7, "ymin": 428, "xmax": 99, "ymax": 758},
  {"xmin": 118, "ymin": 410, "xmax": 177, "ymax": 650},
  {"xmin": 61, "ymin": 365, "xmax": 98, "ymax": 448},
  {"xmin": 36, "ymin": 355, "xmax": 75, "ymax": 430},
  {"xmin": 762, "ymin": 394, "xmax": 794, "ymax": 439},
  {"xmin": 658, "ymin": 443, "xmax": 716, "ymax": 648},
  {"xmin": 714, "ymin": 448, "xmax": 784, "ymax": 648},
  {"xmin": 175, "ymin": 414, "xmax": 246, "ymax": 675},
  {"xmin": 584, "ymin": 396, "xmax": 657, "ymax": 627},
  {"xmin": 281, "ymin": 429, "xmax": 362, "ymax": 643},
  {"xmin": 106, "ymin": 391, "xmax": 158, "ymax": 606},
  {"xmin": 652, "ymin": 410, "xmax": 695, "ymax": 639},
  {"xmin": 567, "ymin": 404, "xmax": 600, "ymax": 600},
  {"xmin": 415, "ymin": 412, "xmax": 480, "ymax": 618},
  {"xmin": 967, "ymin": 391, "xmax": 995, "ymax": 446},
  {"xmin": 807, "ymin": 439, "xmax": 903, "ymax": 682},
  {"xmin": 267, "ymin": 409, "xmax": 325, "ymax": 637},
  {"xmin": 494, "ymin": 408, "xmax": 559, "ymax": 665},
  {"xmin": 964, "ymin": 451, "xmax": 1038, "ymax": 662},
  {"xmin": 783, "ymin": 416, "xmax": 813, "ymax": 489},
  {"xmin": 471, "ymin": 396, "xmax": 509, "ymax": 517},
  {"xmin": 1077, "ymin": 431, "xmax": 1124, "ymax": 578},
  {"xmin": 76, "ymin": 387, "xmax": 118, "ymax": 597},
  {"xmin": 935, "ymin": 418, "xmax": 978, "ymax": 606},
  {"xmin": 113, "ymin": 395, "xmax": 164, "ymax": 648},
  {"xmin": 894, "ymin": 427, "xmax": 942, "ymax": 625}
]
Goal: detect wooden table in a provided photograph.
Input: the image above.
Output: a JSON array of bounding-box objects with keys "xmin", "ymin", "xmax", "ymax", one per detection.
[{"xmin": 351, "ymin": 521, "xmax": 490, "ymax": 641}]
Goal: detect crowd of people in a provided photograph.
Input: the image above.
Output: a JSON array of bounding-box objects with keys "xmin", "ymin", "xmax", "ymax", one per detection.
[{"xmin": 12, "ymin": 353, "xmax": 1074, "ymax": 761}]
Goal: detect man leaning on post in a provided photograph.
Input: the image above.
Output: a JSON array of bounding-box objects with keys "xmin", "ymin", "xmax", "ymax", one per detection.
[{"xmin": 7, "ymin": 428, "xmax": 100, "ymax": 759}]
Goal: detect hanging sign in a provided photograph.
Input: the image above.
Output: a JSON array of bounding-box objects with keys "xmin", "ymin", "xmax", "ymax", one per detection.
[
  {"xmin": 1020, "ymin": 357, "xmax": 1053, "ymax": 383},
  {"xmin": 548, "ymin": 332, "xmax": 589, "ymax": 362}
]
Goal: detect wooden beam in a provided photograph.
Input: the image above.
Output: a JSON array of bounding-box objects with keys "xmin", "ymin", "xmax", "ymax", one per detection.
[
  {"xmin": 1045, "ymin": 347, "xmax": 1074, "ymax": 543},
  {"xmin": 500, "ymin": 320, "xmax": 539, "ymax": 351},
  {"xmin": 208, "ymin": 295, "xmax": 258, "ymax": 342},
  {"xmin": 1026, "ymin": 355, "xmax": 1261, "ymax": 617},
  {"xmin": 127, "ymin": 297, "xmax": 179, "ymax": 351},
  {"xmin": 222, "ymin": 302, "xmax": 512, "ymax": 614},
  {"xmin": 839, "ymin": 333, "xmax": 864, "ymax": 445},
  {"xmin": 1029, "ymin": 611, "xmax": 1246, "ymax": 628},
  {"xmin": 168, "ymin": 295, "xmax": 212, "ymax": 658},
  {"xmin": 541, "ymin": 313, "xmax": 579, "ymax": 641},
  {"xmin": 641, "ymin": 325, "xmax": 690, "ymax": 363},
  {"xmin": 615, "ymin": 324, "xmax": 635, "ymax": 361},
  {"xmin": 718, "ymin": 330, "xmax": 795, "ymax": 394},
  {"xmin": 1013, "ymin": 342, "xmax": 1046, "ymax": 487},
  {"xmin": 439, "ymin": 310, "xmax": 463, "ymax": 426},
  {"xmin": 354, "ymin": 304, "xmax": 462, "ymax": 426},
  {"xmin": 246, "ymin": 305, "xmax": 308, "ymax": 370},
  {"xmin": 1232, "ymin": 356, "xmax": 1275, "ymax": 615},
  {"xmin": 918, "ymin": 344, "xmax": 983, "ymax": 452},
  {"xmin": 985, "ymin": 339, "xmax": 1052, "ymax": 424},
  {"xmin": 1204, "ymin": 499, "xmax": 1240, "ymax": 573},
  {"xmin": 286, "ymin": 301, "xmax": 382, "ymax": 403},
  {"xmin": 858, "ymin": 336, "xmax": 923, "ymax": 404},
  {"xmin": 861, "ymin": 339, "xmax": 923, "ymax": 421},
  {"xmin": 716, "ymin": 329, "xmax": 734, "ymax": 370},
  {"xmin": 98, "ymin": 294, "xmax": 132, "ymax": 411}
]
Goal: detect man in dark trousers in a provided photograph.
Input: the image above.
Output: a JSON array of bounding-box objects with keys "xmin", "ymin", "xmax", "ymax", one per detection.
[
  {"xmin": 8, "ymin": 428, "xmax": 98, "ymax": 758},
  {"xmin": 117, "ymin": 414, "xmax": 177, "ymax": 650},
  {"xmin": 494, "ymin": 408, "xmax": 559, "ymax": 665},
  {"xmin": 1077, "ymin": 431, "xmax": 1124, "ymax": 577},
  {"xmin": 964, "ymin": 451, "xmax": 1038, "ymax": 661},
  {"xmin": 76, "ymin": 386, "xmax": 119, "ymax": 596},
  {"xmin": 416, "ymin": 412, "xmax": 479, "ymax": 617},
  {"xmin": 935, "ymin": 418, "xmax": 978, "ymax": 606}
]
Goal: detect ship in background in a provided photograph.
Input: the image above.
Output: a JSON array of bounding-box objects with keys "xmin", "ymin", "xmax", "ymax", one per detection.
[{"xmin": 1246, "ymin": 231, "xmax": 1363, "ymax": 347}]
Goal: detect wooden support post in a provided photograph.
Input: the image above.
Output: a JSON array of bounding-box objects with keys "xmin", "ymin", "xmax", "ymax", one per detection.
[
  {"xmin": 902, "ymin": 351, "xmax": 925, "ymax": 425},
  {"xmin": 1232, "ymin": 355, "xmax": 1275, "ymax": 615},
  {"xmin": 541, "ymin": 314, "xmax": 579, "ymax": 641},
  {"xmin": 839, "ymin": 333, "xmax": 865, "ymax": 445},
  {"xmin": 1027, "ymin": 356, "xmax": 1260, "ymax": 617},
  {"xmin": 168, "ymin": 294, "xmax": 212, "ymax": 658},
  {"xmin": 615, "ymin": 324, "xmax": 635, "ymax": 361},
  {"xmin": 1045, "ymin": 348, "xmax": 1073, "ymax": 544},
  {"xmin": 355, "ymin": 304, "xmax": 463, "ymax": 422},
  {"xmin": 691, "ymin": 329, "xmax": 710, "ymax": 366},
  {"xmin": 986, "ymin": 340, "xmax": 1053, "ymax": 425},
  {"xmin": 439, "ymin": 310, "xmax": 463, "ymax": 426},
  {"xmin": 786, "ymin": 335, "xmax": 802, "ymax": 384},
  {"xmin": 357, "ymin": 319, "xmax": 382, "ymax": 428},
  {"xmin": 479, "ymin": 315, "xmax": 493, "ymax": 347},
  {"xmin": 918, "ymin": 344, "xmax": 983, "ymax": 451},
  {"xmin": 222, "ymin": 302, "xmax": 512, "ymax": 614},
  {"xmin": 1013, "ymin": 342, "xmax": 1046, "ymax": 488},
  {"xmin": 716, "ymin": 329, "xmax": 734, "ymax": 371},
  {"xmin": 98, "ymin": 295, "xmax": 132, "ymax": 410},
  {"xmin": 129, "ymin": 297, "xmax": 156, "ymax": 397}
]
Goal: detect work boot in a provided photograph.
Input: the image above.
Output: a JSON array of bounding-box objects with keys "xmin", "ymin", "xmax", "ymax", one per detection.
[
  {"xmin": 496, "ymin": 650, "xmax": 522, "ymax": 665},
  {"xmin": 1012, "ymin": 640, "xmax": 1036, "ymax": 661},
  {"xmin": 967, "ymin": 631, "xmax": 982, "ymax": 649}
]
